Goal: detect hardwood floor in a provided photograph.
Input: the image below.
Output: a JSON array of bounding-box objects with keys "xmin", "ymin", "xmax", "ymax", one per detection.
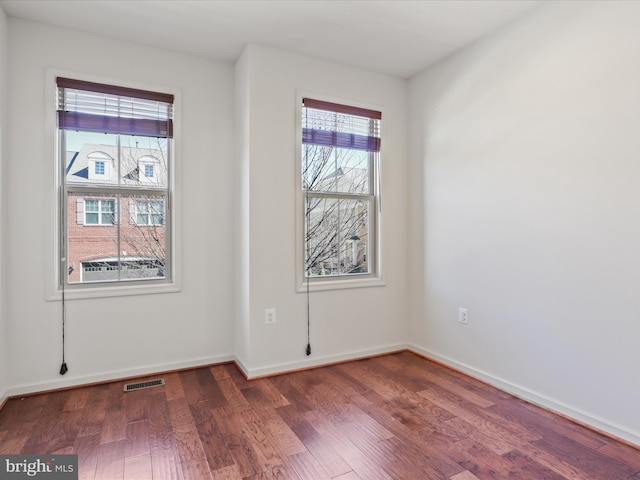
[{"xmin": 0, "ymin": 351, "xmax": 639, "ymax": 479}]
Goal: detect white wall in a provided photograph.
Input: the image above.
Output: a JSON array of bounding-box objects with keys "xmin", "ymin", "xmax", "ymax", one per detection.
[
  {"xmin": 5, "ymin": 19, "xmax": 236, "ymax": 393},
  {"xmin": 4, "ymin": 19, "xmax": 411, "ymax": 394},
  {"xmin": 237, "ymin": 45, "xmax": 410, "ymax": 376},
  {"xmin": 0, "ymin": 5, "xmax": 8, "ymax": 405},
  {"xmin": 409, "ymin": 1, "xmax": 640, "ymax": 445}
]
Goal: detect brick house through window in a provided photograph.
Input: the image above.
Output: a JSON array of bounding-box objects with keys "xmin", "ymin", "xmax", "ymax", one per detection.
[{"xmin": 65, "ymin": 143, "xmax": 167, "ymax": 283}]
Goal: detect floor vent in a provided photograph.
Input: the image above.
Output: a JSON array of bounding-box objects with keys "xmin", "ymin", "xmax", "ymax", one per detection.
[{"xmin": 123, "ymin": 378, "xmax": 165, "ymax": 392}]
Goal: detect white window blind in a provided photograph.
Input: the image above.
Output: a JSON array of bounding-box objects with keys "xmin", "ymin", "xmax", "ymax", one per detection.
[{"xmin": 57, "ymin": 77, "xmax": 173, "ymax": 137}]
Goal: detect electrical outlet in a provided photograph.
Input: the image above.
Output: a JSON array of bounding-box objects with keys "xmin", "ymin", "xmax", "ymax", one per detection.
[
  {"xmin": 458, "ymin": 307, "xmax": 468, "ymax": 324},
  {"xmin": 265, "ymin": 308, "xmax": 276, "ymax": 325}
]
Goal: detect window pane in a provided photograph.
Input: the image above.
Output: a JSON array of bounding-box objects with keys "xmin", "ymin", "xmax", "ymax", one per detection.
[
  {"xmin": 85, "ymin": 199, "xmax": 98, "ymax": 212},
  {"xmin": 305, "ymin": 196, "xmax": 338, "ymax": 275},
  {"xmin": 121, "ymin": 135, "xmax": 167, "ymax": 188},
  {"xmin": 64, "ymin": 131, "xmax": 168, "ymax": 188},
  {"xmin": 123, "ymin": 194, "xmax": 166, "ymax": 276},
  {"xmin": 101, "ymin": 200, "xmax": 115, "ymax": 224},
  {"xmin": 65, "ymin": 131, "xmax": 119, "ymax": 186},
  {"xmin": 338, "ymin": 198, "xmax": 370, "ymax": 275},
  {"xmin": 66, "ymin": 192, "xmax": 166, "ymax": 283},
  {"xmin": 67, "ymin": 193, "xmax": 118, "ymax": 283},
  {"xmin": 303, "ymin": 145, "xmax": 370, "ymax": 194},
  {"xmin": 150, "ymin": 200, "xmax": 164, "ymax": 225},
  {"xmin": 305, "ymin": 196, "xmax": 370, "ymax": 277}
]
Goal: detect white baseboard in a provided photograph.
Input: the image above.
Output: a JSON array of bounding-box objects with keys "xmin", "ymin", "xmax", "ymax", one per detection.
[
  {"xmin": 6, "ymin": 354, "xmax": 235, "ymax": 397},
  {"xmin": 4, "ymin": 344, "xmax": 408, "ymax": 399},
  {"xmin": 409, "ymin": 345, "xmax": 640, "ymax": 448},
  {"xmin": 237, "ymin": 343, "xmax": 410, "ymax": 379}
]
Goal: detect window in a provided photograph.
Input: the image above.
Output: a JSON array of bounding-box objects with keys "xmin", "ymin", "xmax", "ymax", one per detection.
[
  {"xmin": 84, "ymin": 198, "xmax": 115, "ymax": 225},
  {"xmin": 301, "ymin": 98, "xmax": 381, "ymax": 285},
  {"xmin": 138, "ymin": 156, "xmax": 160, "ymax": 184},
  {"xmin": 134, "ymin": 200, "xmax": 164, "ymax": 225},
  {"xmin": 57, "ymin": 77, "xmax": 174, "ymax": 286}
]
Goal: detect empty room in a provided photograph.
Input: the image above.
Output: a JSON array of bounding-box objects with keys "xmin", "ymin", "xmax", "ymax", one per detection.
[{"xmin": 0, "ymin": 1, "xmax": 639, "ymax": 478}]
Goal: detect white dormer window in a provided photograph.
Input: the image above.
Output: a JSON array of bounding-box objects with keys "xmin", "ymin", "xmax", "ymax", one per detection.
[
  {"xmin": 88, "ymin": 151, "xmax": 113, "ymax": 181},
  {"xmin": 138, "ymin": 156, "xmax": 160, "ymax": 184}
]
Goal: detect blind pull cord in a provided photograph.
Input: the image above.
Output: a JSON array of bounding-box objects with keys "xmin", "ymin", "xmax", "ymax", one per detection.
[{"xmin": 60, "ymin": 261, "xmax": 68, "ymax": 375}]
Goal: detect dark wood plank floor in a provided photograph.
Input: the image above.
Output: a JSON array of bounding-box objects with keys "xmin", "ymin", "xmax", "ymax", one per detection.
[{"xmin": 0, "ymin": 351, "xmax": 639, "ymax": 479}]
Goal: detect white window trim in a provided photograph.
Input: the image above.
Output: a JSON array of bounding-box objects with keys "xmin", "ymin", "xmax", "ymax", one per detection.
[
  {"xmin": 44, "ymin": 68, "xmax": 182, "ymax": 301},
  {"xmin": 295, "ymin": 91, "xmax": 385, "ymax": 293}
]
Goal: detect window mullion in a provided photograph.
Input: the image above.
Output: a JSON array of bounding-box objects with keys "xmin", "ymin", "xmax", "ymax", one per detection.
[
  {"xmin": 305, "ymin": 191, "xmax": 372, "ymax": 202},
  {"xmin": 65, "ymin": 186, "xmax": 167, "ymax": 197},
  {"xmin": 116, "ymin": 135, "xmax": 121, "ymax": 281}
]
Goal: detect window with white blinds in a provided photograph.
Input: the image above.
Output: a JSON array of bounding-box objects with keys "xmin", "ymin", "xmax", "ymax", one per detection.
[
  {"xmin": 301, "ymin": 97, "xmax": 381, "ymax": 284},
  {"xmin": 57, "ymin": 77, "xmax": 174, "ymax": 287}
]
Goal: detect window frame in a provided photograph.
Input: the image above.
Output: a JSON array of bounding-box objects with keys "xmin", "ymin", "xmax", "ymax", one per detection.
[
  {"xmin": 296, "ymin": 93, "xmax": 385, "ymax": 292},
  {"xmin": 45, "ymin": 69, "xmax": 182, "ymax": 300}
]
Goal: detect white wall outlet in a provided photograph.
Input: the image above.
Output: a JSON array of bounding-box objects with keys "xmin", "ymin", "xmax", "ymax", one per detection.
[
  {"xmin": 265, "ymin": 308, "xmax": 276, "ymax": 325},
  {"xmin": 459, "ymin": 307, "xmax": 468, "ymax": 324}
]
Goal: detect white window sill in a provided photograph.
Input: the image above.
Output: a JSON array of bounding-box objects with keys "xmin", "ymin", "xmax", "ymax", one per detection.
[
  {"xmin": 297, "ymin": 276, "xmax": 385, "ymax": 293},
  {"xmin": 47, "ymin": 281, "xmax": 181, "ymax": 301}
]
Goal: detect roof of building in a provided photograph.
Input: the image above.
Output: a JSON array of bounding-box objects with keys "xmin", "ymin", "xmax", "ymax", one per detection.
[{"xmin": 66, "ymin": 142, "xmax": 168, "ymax": 188}]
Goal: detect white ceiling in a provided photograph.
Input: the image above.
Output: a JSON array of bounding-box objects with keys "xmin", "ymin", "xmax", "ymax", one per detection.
[{"xmin": 0, "ymin": 0, "xmax": 541, "ymax": 78}]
